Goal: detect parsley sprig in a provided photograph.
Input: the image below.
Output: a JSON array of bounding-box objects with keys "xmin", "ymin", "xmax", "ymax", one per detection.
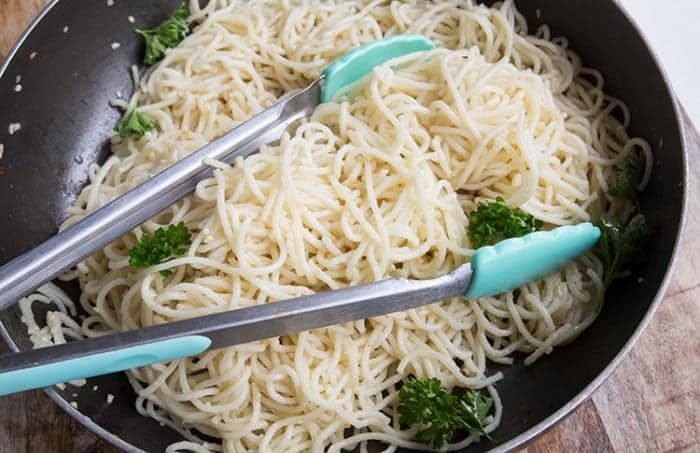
[
  {"xmin": 135, "ymin": 4, "xmax": 189, "ymax": 66},
  {"xmin": 468, "ymin": 197, "xmax": 543, "ymax": 248},
  {"xmin": 398, "ymin": 377, "xmax": 492, "ymax": 449},
  {"xmin": 594, "ymin": 214, "xmax": 653, "ymax": 311},
  {"xmin": 457, "ymin": 389, "xmax": 493, "ymax": 437},
  {"xmin": 595, "ymin": 153, "xmax": 654, "ymax": 311},
  {"xmin": 608, "ymin": 155, "xmax": 645, "ymax": 208},
  {"xmin": 128, "ymin": 222, "xmax": 192, "ymax": 276},
  {"xmin": 115, "ymin": 109, "xmax": 157, "ymax": 138}
]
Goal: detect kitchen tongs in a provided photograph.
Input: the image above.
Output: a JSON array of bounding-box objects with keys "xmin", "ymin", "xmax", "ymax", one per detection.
[
  {"xmin": 0, "ymin": 223, "xmax": 600, "ymax": 396},
  {"xmin": 0, "ymin": 35, "xmax": 602, "ymax": 395}
]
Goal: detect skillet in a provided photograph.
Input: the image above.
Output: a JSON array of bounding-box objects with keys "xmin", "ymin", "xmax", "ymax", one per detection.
[{"xmin": 0, "ymin": 0, "xmax": 687, "ymax": 451}]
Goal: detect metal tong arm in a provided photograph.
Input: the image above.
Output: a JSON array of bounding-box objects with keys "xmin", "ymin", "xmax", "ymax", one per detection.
[
  {"xmin": 0, "ymin": 81, "xmax": 321, "ymax": 311},
  {"xmin": 0, "ymin": 265, "xmax": 473, "ymax": 396},
  {"xmin": 0, "ymin": 34, "xmax": 439, "ymax": 311}
]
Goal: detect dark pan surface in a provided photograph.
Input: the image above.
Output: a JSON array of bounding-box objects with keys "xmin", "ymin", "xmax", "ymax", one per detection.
[{"xmin": 0, "ymin": 1, "xmax": 686, "ymax": 452}]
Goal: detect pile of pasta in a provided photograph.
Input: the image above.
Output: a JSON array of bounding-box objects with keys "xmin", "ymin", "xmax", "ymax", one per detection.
[{"xmin": 21, "ymin": 1, "xmax": 650, "ymax": 451}]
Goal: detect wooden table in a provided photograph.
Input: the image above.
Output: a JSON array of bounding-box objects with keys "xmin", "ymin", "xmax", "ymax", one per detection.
[{"xmin": 1, "ymin": 2, "xmax": 698, "ymax": 452}]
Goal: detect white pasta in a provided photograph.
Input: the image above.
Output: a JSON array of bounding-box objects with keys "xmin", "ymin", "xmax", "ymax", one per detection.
[{"xmin": 21, "ymin": 0, "xmax": 651, "ymax": 451}]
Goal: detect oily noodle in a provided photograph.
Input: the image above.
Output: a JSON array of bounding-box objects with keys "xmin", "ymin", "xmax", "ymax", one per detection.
[{"xmin": 20, "ymin": 0, "xmax": 652, "ymax": 452}]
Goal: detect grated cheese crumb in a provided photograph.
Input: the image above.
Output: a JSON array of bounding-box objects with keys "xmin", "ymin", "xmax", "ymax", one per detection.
[
  {"xmin": 69, "ymin": 378, "xmax": 86, "ymax": 387},
  {"xmin": 128, "ymin": 16, "xmax": 135, "ymax": 24},
  {"xmin": 15, "ymin": 75, "xmax": 21, "ymax": 83},
  {"xmin": 8, "ymin": 123, "xmax": 21, "ymax": 135},
  {"xmin": 115, "ymin": 90, "xmax": 122, "ymax": 98},
  {"xmin": 92, "ymin": 385, "xmax": 99, "ymax": 391},
  {"xmin": 14, "ymin": 84, "xmax": 22, "ymax": 92},
  {"xmin": 107, "ymin": 394, "xmax": 114, "ymax": 404},
  {"xmin": 69, "ymin": 401, "xmax": 78, "ymax": 409},
  {"xmin": 29, "ymin": 51, "xmax": 37, "ymax": 60},
  {"xmin": 0, "ymin": 143, "xmax": 4, "ymax": 159},
  {"xmin": 111, "ymin": 42, "xmax": 121, "ymax": 50},
  {"xmin": 62, "ymin": 26, "xmax": 69, "ymax": 33},
  {"xmin": 107, "ymin": 0, "xmax": 114, "ymax": 6}
]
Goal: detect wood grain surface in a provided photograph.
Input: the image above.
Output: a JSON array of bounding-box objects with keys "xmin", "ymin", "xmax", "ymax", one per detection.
[{"xmin": 0, "ymin": 2, "xmax": 698, "ymax": 452}]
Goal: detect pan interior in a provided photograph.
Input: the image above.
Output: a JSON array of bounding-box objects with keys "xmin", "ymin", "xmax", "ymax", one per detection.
[{"xmin": 0, "ymin": 1, "xmax": 684, "ymax": 451}]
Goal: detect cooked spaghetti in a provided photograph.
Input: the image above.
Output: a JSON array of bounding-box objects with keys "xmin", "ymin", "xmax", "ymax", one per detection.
[{"xmin": 20, "ymin": 0, "xmax": 652, "ymax": 451}]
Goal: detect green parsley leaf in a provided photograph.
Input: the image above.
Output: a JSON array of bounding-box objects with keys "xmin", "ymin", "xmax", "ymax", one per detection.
[
  {"xmin": 399, "ymin": 377, "xmax": 459, "ymax": 448},
  {"xmin": 468, "ymin": 197, "xmax": 543, "ymax": 248},
  {"xmin": 398, "ymin": 377, "xmax": 492, "ymax": 448},
  {"xmin": 456, "ymin": 390, "xmax": 493, "ymax": 438},
  {"xmin": 608, "ymin": 155, "xmax": 645, "ymax": 206},
  {"xmin": 128, "ymin": 222, "xmax": 192, "ymax": 276},
  {"xmin": 115, "ymin": 109, "xmax": 157, "ymax": 138},
  {"xmin": 594, "ymin": 214, "xmax": 654, "ymax": 311},
  {"xmin": 135, "ymin": 4, "xmax": 189, "ymax": 66}
]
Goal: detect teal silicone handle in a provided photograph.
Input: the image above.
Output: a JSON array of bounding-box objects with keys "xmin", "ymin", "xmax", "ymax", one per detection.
[
  {"xmin": 321, "ymin": 34, "xmax": 435, "ymax": 103},
  {"xmin": 464, "ymin": 223, "xmax": 601, "ymax": 299},
  {"xmin": 0, "ymin": 335, "xmax": 211, "ymax": 396}
]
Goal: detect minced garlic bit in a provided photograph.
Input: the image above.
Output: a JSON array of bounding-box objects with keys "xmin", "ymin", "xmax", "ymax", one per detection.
[
  {"xmin": 15, "ymin": 75, "xmax": 21, "ymax": 83},
  {"xmin": 8, "ymin": 123, "xmax": 21, "ymax": 135},
  {"xmin": 111, "ymin": 42, "xmax": 121, "ymax": 50},
  {"xmin": 69, "ymin": 401, "xmax": 78, "ymax": 409},
  {"xmin": 62, "ymin": 26, "xmax": 69, "ymax": 33},
  {"xmin": 128, "ymin": 16, "xmax": 135, "ymax": 24},
  {"xmin": 107, "ymin": 0, "xmax": 114, "ymax": 6},
  {"xmin": 107, "ymin": 394, "xmax": 114, "ymax": 404},
  {"xmin": 0, "ymin": 143, "xmax": 4, "ymax": 159},
  {"xmin": 92, "ymin": 385, "xmax": 99, "ymax": 391},
  {"xmin": 14, "ymin": 84, "xmax": 22, "ymax": 92},
  {"xmin": 29, "ymin": 51, "xmax": 37, "ymax": 60}
]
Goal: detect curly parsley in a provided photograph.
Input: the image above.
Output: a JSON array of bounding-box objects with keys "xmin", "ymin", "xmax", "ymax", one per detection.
[
  {"xmin": 128, "ymin": 222, "xmax": 192, "ymax": 276},
  {"xmin": 595, "ymin": 152, "xmax": 654, "ymax": 311},
  {"xmin": 608, "ymin": 155, "xmax": 645, "ymax": 207},
  {"xmin": 115, "ymin": 109, "xmax": 157, "ymax": 138},
  {"xmin": 398, "ymin": 377, "xmax": 492, "ymax": 448},
  {"xmin": 457, "ymin": 388, "xmax": 493, "ymax": 438},
  {"xmin": 468, "ymin": 197, "xmax": 543, "ymax": 248},
  {"xmin": 595, "ymin": 214, "xmax": 654, "ymax": 310},
  {"xmin": 135, "ymin": 4, "xmax": 189, "ymax": 65}
]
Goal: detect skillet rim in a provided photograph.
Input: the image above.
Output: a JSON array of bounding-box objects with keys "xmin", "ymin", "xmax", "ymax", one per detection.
[
  {"xmin": 0, "ymin": 1, "xmax": 688, "ymax": 452},
  {"xmin": 0, "ymin": 2, "xmax": 148, "ymax": 451}
]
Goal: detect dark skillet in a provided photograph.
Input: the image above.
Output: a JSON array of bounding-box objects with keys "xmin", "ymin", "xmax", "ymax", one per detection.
[{"xmin": 0, "ymin": 0, "xmax": 687, "ymax": 451}]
